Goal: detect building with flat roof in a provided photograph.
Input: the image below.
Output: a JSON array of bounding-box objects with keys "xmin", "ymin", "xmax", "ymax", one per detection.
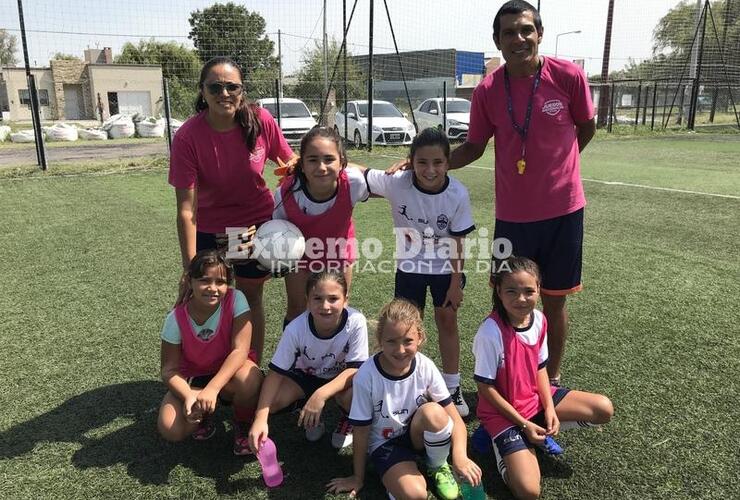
[
  {"xmin": 0, "ymin": 48, "xmax": 162, "ymax": 122},
  {"xmin": 348, "ymin": 49, "xmax": 485, "ymax": 103}
]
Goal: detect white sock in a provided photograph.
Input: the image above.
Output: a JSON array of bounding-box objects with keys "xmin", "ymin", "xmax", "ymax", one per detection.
[
  {"xmin": 560, "ymin": 420, "xmax": 597, "ymax": 431},
  {"xmin": 442, "ymin": 372, "xmax": 461, "ymax": 392},
  {"xmin": 424, "ymin": 416, "xmax": 453, "ymax": 469}
]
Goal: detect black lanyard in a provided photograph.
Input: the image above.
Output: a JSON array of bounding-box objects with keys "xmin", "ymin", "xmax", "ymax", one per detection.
[{"xmin": 504, "ymin": 61, "xmax": 543, "ymax": 160}]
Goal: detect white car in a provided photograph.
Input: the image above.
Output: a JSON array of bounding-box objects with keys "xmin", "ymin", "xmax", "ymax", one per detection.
[
  {"xmin": 413, "ymin": 97, "xmax": 471, "ymax": 140},
  {"xmin": 256, "ymin": 97, "xmax": 317, "ymax": 144},
  {"xmin": 335, "ymin": 100, "xmax": 416, "ymax": 146}
]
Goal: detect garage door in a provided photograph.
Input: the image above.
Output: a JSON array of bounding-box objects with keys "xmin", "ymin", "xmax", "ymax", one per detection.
[{"xmin": 117, "ymin": 91, "xmax": 151, "ymax": 115}]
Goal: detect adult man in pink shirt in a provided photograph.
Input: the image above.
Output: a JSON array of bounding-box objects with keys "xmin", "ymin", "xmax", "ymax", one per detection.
[{"xmin": 451, "ymin": 0, "xmax": 596, "ymax": 385}]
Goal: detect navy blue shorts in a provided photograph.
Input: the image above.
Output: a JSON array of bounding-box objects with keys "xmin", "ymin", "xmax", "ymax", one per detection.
[
  {"xmin": 491, "ymin": 388, "xmax": 571, "ymax": 457},
  {"xmin": 394, "ymin": 270, "xmax": 466, "ymax": 310},
  {"xmin": 370, "ymin": 426, "xmax": 422, "ymax": 478},
  {"xmin": 493, "ymin": 208, "xmax": 584, "ymax": 295},
  {"xmin": 186, "ymin": 374, "xmax": 231, "ymax": 405},
  {"xmin": 196, "ymin": 230, "xmax": 270, "ymax": 280},
  {"xmin": 278, "ymin": 369, "xmax": 332, "ymax": 410}
]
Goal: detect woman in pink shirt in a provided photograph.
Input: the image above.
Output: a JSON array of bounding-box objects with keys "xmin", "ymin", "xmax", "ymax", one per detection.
[{"xmin": 169, "ymin": 57, "xmax": 295, "ymax": 363}]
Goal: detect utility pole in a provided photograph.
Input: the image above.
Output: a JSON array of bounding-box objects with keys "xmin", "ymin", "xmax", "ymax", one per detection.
[
  {"xmin": 277, "ymin": 29, "xmax": 283, "ymax": 99},
  {"xmin": 683, "ymin": 0, "xmax": 703, "ymax": 125},
  {"xmin": 16, "ymin": 0, "xmax": 47, "ymax": 170},
  {"xmin": 596, "ymin": 0, "xmax": 615, "ymax": 128},
  {"xmin": 368, "ymin": 0, "xmax": 374, "ymax": 152},
  {"xmin": 323, "ymin": 0, "xmax": 329, "ymax": 101},
  {"xmin": 709, "ymin": 0, "xmax": 731, "ymax": 122},
  {"xmin": 343, "ymin": 0, "xmax": 348, "ymax": 142}
]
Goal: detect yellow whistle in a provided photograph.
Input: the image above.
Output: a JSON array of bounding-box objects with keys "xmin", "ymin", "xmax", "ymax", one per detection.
[{"xmin": 517, "ymin": 159, "xmax": 526, "ymax": 175}]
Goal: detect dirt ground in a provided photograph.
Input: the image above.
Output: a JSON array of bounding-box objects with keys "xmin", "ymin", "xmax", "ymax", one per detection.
[{"xmin": 0, "ymin": 141, "xmax": 168, "ymax": 167}]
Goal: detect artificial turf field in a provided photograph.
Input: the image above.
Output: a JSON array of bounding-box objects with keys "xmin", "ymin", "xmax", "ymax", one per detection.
[{"xmin": 1, "ymin": 133, "xmax": 738, "ymax": 499}]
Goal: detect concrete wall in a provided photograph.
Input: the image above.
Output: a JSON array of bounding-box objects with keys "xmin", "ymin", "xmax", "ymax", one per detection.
[
  {"xmin": 373, "ymin": 77, "xmax": 456, "ymax": 107},
  {"xmin": 0, "ymin": 67, "xmax": 56, "ymax": 121},
  {"xmin": 351, "ymin": 49, "xmax": 457, "ymax": 81},
  {"xmin": 88, "ymin": 65, "xmax": 163, "ymax": 119}
]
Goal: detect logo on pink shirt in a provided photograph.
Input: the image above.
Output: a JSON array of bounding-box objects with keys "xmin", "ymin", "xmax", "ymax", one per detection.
[
  {"xmin": 541, "ymin": 99, "xmax": 564, "ymax": 116},
  {"xmin": 249, "ymin": 146, "xmax": 266, "ymax": 163}
]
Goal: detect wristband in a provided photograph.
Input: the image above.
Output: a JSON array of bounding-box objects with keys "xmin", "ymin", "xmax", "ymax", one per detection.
[{"xmin": 520, "ymin": 422, "xmax": 528, "ymax": 431}]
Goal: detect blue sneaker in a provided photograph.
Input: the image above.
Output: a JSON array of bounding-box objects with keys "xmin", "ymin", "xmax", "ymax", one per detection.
[
  {"xmin": 471, "ymin": 424, "xmax": 492, "ymax": 454},
  {"xmin": 540, "ymin": 435, "xmax": 564, "ymax": 456}
]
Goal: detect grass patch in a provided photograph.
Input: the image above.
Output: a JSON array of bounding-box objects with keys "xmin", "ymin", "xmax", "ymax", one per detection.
[
  {"xmin": 0, "ymin": 136, "xmax": 165, "ymax": 150},
  {"xmin": 1, "ymin": 134, "xmax": 739, "ymax": 498}
]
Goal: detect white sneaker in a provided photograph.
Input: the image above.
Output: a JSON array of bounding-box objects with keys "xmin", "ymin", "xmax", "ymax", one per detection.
[
  {"xmin": 331, "ymin": 416, "xmax": 354, "ymax": 449},
  {"xmin": 304, "ymin": 420, "xmax": 325, "ymax": 442},
  {"xmin": 450, "ymin": 386, "xmax": 469, "ymax": 417}
]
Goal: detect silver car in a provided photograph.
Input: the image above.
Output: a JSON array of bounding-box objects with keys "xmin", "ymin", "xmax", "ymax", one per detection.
[
  {"xmin": 413, "ymin": 98, "xmax": 470, "ymax": 140},
  {"xmin": 335, "ymin": 100, "xmax": 416, "ymax": 146}
]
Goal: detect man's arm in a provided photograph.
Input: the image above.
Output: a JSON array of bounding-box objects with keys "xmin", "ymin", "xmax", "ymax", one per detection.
[
  {"xmin": 449, "ymin": 141, "xmax": 488, "ymax": 170},
  {"xmin": 576, "ymin": 118, "xmax": 596, "ymax": 153}
]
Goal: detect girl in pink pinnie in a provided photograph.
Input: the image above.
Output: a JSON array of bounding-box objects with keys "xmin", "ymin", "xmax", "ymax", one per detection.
[
  {"xmin": 473, "ymin": 256, "xmax": 614, "ymax": 499},
  {"xmin": 157, "ymin": 250, "xmax": 263, "ymax": 457},
  {"xmin": 273, "ymin": 126, "xmax": 368, "ymax": 329}
]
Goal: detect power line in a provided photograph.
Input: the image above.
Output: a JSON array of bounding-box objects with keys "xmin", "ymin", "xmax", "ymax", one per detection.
[{"xmin": 4, "ymin": 27, "xmax": 189, "ymax": 39}]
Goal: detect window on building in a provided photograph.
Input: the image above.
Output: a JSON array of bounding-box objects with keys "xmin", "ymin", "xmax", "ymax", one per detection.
[{"xmin": 18, "ymin": 89, "xmax": 50, "ymax": 107}]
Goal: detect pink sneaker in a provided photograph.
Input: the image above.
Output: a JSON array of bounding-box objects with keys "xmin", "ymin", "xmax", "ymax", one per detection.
[
  {"xmin": 256, "ymin": 437, "xmax": 284, "ymax": 488},
  {"xmin": 192, "ymin": 417, "xmax": 216, "ymax": 441},
  {"xmin": 232, "ymin": 421, "xmax": 251, "ymax": 456}
]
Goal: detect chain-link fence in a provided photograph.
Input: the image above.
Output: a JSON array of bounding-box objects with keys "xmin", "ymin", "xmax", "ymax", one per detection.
[
  {"xmin": 1, "ymin": 1, "xmax": 738, "ymax": 166},
  {"xmin": 591, "ymin": 79, "xmax": 740, "ymax": 130}
]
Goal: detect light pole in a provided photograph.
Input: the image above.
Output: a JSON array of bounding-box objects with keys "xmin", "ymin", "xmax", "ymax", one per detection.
[{"xmin": 555, "ymin": 30, "xmax": 581, "ymax": 59}]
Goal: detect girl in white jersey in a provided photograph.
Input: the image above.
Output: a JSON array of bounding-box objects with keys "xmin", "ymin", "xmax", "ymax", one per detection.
[
  {"xmin": 327, "ymin": 299, "xmax": 481, "ymax": 500},
  {"xmin": 249, "ymin": 271, "xmax": 369, "ymax": 451},
  {"xmin": 359, "ymin": 128, "xmax": 475, "ymax": 417}
]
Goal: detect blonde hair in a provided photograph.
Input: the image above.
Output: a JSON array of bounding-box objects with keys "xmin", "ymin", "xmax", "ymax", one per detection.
[{"xmin": 375, "ymin": 299, "xmax": 426, "ymax": 349}]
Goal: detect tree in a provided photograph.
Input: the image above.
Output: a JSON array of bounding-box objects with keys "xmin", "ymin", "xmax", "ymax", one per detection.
[
  {"xmin": 188, "ymin": 2, "xmax": 278, "ymax": 94},
  {"xmin": 116, "ymin": 39, "xmax": 201, "ymax": 118},
  {"xmin": 291, "ymin": 38, "xmax": 365, "ymax": 110},
  {"xmin": 52, "ymin": 53, "xmax": 81, "ymax": 61},
  {"xmin": 619, "ymin": 0, "xmax": 740, "ymax": 81},
  {"xmin": 0, "ymin": 29, "xmax": 18, "ymax": 66}
]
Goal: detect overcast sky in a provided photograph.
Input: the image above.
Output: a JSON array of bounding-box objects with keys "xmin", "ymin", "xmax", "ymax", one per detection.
[{"xmin": 2, "ymin": 0, "xmax": 692, "ymax": 77}]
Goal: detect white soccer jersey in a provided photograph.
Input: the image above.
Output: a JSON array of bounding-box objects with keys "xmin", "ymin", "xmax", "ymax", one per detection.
[
  {"xmin": 273, "ymin": 167, "xmax": 369, "ymax": 220},
  {"xmin": 472, "ymin": 310, "xmax": 549, "ymax": 385},
  {"xmin": 269, "ymin": 307, "xmax": 369, "ymax": 379},
  {"xmin": 348, "ymin": 352, "xmax": 452, "ymax": 453},
  {"xmin": 365, "ymin": 169, "xmax": 475, "ymax": 274}
]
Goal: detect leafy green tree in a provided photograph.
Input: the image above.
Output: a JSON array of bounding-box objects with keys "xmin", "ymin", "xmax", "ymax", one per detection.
[
  {"xmin": 52, "ymin": 53, "xmax": 81, "ymax": 61},
  {"xmin": 116, "ymin": 40, "xmax": 201, "ymax": 118},
  {"xmin": 0, "ymin": 29, "xmax": 18, "ymax": 66},
  {"xmin": 291, "ymin": 38, "xmax": 365, "ymax": 109},
  {"xmin": 188, "ymin": 2, "xmax": 278, "ymax": 94},
  {"xmin": 620, "ymin": 0, "xmax": 739, "ymax": 81}
]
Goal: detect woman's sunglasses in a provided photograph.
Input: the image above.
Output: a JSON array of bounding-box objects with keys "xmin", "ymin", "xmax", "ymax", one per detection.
[{"xmin": 205, "ymin": 82, "xmax": 243, "ymax": 95}]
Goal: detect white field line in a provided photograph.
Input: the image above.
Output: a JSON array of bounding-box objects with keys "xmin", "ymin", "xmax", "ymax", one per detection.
[{"xmin": 368, "ymin": 152, "xmax": 740, "ymax": 200}]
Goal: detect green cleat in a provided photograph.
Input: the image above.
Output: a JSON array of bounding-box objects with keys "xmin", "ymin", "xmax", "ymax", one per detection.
[{"xmin": 429, "ymin": 462, "xmax": 459, "ymax": 500}]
